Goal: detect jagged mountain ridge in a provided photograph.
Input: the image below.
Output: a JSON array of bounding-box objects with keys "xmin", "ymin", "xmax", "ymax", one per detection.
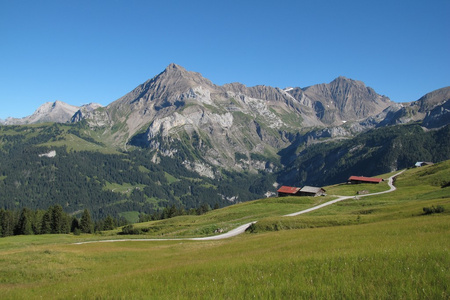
[
  {"xmin": 72, "ymin": 64, "xmax": 402, "ymax": 173},
  {"xmin": 3, "ymin": 64, "xmax": 448, "ymax": 176},
  {"xmin": 0, "ymin": 64, "xmax": 448, "ymax": 218}
]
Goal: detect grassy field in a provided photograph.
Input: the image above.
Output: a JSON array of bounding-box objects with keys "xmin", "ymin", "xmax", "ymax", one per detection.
[
  {"xmin": 0, "ymin": 162, "xmax": 449, "ymax": 299},
  {"xmin": 129, "ymin": 195, "xmax": 330, "ymax": 237}
]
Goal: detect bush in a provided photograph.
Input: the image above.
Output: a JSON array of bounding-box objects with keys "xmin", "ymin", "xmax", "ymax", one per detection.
[
  {"xmin": 120, "ymin": 225, "xmax": 141, "ymax": 235},
  {"xmin": 423, "ymin": 205, "xmax": 445, "ymax": 215}
]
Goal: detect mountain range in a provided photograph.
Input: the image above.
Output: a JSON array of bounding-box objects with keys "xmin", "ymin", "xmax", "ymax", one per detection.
[
  {"xmin": 0, "ymin": 64, "xmax": 449, "ymax": 218},
  {"xmin": 3, "ymin": 64, "xmax": 449, "ymax": 174}
]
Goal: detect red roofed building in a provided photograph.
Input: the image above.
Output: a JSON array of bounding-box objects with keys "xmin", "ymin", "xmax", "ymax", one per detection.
[
  {"xmin": 348, "ymin": 176, "xmax": 383, "ymax": 184},
  {"xmin": 277, "ymin": 186, "xmax": 301, "ymax": 197}
]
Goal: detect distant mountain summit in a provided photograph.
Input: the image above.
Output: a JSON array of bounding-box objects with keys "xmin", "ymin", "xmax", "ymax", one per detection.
[
  {"xmin": 379, "ymin": 86, "xmax": 450, "ymax": 128},
  {"xmin": 304, "ymin": 76, "xmax": 391, "ymax": 122},
  {"xmin": 1, "ymin": 101, "xmax": 102, "ymax": 125}
]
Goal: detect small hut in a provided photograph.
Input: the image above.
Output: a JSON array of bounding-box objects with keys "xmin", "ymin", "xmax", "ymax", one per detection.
[
  {"xmin": 348, "ymin": 176, "xmax": 383, "ymax": 184},
  {"xmin": 277, "ymin": 186, "xmax": 301, "ymax": 197},
  {"xmin": 299, "ymin": 186, "xmax": 326, "ymax": 197}
]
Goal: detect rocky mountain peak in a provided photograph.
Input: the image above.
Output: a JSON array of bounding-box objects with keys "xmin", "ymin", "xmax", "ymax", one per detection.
[
  {"xmin": 2, "ymin": 100, "xmax": 80, "ymax": 125},
  {"xmin": 330, "ymin": 76, "xmax": 363, "ymax": 85},
  {"xmin": 300, "ymin": 76, "xmax": 392, "ymax": 124},
  {"xmin": 155, "ymin": 63, "xmax": 214, "ymax": 88},
  {"xmin": 165, "ymin": 63, "xmax": 185, "ymax": 72},
  {"xmin": 415, "ymin": 86, "xmax": 450, "ymax": 112},
  {"xmin": 111, "ymin": 64, "xmax": 215, "ymax": 109}
]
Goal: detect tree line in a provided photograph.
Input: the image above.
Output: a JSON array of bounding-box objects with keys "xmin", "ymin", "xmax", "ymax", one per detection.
[
  {"xmin": 0, "ymin": 205, "xmax": 126, "ymax": 238},
  {"xmin": 137, "ymin": 202, "xmax": 218, "ymax": 223}
]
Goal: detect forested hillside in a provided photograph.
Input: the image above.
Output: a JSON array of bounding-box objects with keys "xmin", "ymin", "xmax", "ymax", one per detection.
[
  {"xmin": 279, "ymin": 124, "xmax": 450, "ymax": 186},
  {"xmin": 1, "ymin": 120, "xmax": 449, "ymax": 221},
  {"xmin": 0, "ymin": 124, "xmax": 276, "ymax": 220}
]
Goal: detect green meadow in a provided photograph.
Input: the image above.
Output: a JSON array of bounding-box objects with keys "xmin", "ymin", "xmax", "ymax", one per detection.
[{"xmin": 0, "ymin": 162, "xmax": 449, "ymax": 299}]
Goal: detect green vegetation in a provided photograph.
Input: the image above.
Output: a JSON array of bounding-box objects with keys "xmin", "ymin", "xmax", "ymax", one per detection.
[
  {"xmin": 325, "ymin": 174, "xmax": 393, "ymax": 196},
  {"xmin": 0, "ymin": 124, "xmax": 277, "ymax": 220},
  {"xmin": 0, "ymin": 205, "xmax": 123, "ymax": 238},
  {"xmin": 119, "ymin": 211, "xmax": 140, "ymax": 223},
  {"xmin": 164, "ymin": 172, "xmax": 178, "ymax": 184},
  {"xmin": 251, "ymin": 161, "xmax": 450, "ymax": 232},
  {"xmin": 0, "ymin": 162, "xmax": 449, "ymax": 298},
  {"xmin": 103, "ymin": 182, "xmax": 146, "ymax": 195},
  {"xmin": 423, "ymin": 205, "xmax": 445, "ymax": 215},
  {"xmin": 282, "ymin": 123, "xmax": 450, "ymax": 187}
]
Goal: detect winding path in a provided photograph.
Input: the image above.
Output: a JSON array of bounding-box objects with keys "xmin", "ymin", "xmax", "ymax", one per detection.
[
  {"xmin": 73, "ymin": 222, "xmax": 256, "ymax": 244},
  {"xmin": 284, "ymin": 170, "xmax": 404, "ymax": 217},
  {"xmin": 74, "ymin": 170, "xmax": 404, "ymax": 245}
]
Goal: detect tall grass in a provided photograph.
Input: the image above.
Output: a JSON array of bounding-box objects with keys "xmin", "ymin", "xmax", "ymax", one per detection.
[
  {"xmin": 0, "ymin": 215, "xmax": 448, "ymax": 299},
  {"xmin": 127, "ymin": 195, "xmax": 330, "ymax": 238}
]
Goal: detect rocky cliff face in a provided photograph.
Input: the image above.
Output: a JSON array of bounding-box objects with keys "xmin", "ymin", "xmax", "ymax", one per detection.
[{"xmin": 73, "ymin": 64, "xmax": 399, "ymax": 174}]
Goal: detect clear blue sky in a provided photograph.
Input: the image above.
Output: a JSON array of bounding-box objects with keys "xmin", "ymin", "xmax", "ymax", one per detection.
[{"xmin": 1, "ymin": 0, "xmax": 449, "ymax": 119}]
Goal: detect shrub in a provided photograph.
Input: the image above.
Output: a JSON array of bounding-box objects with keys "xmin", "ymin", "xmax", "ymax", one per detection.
[
  {"xmin": 423, "ymin": 205, "xmax": 445, "ymax": 215},
  {"xmin": 120, "ymin": 225, "xmax": 141, "ymax": 235}
]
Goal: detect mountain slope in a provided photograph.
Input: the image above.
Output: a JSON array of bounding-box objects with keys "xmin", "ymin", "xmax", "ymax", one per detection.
[
  {"xmin": 1, "ymin": 64, "xmax": 448, "ymax": 214},
  {"xmin": 277, "ymin": 123, "xmax": 450, "ymax": 187},
  {"xmin": 75, "ymin": 64, "xmax": 397, "ymax": 174}
]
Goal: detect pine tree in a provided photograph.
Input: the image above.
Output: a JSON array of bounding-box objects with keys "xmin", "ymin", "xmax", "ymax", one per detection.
[
  {"xmin": 16, "ymin": 208, "xmax": 33, "ymax": 235},
  {"xmin": 51, "ymin": 204, "xmax": 64, "ymax": 234},
  {"xmin": 0, "ymin": 208, "xmax": 14, "ymax": 237},
  {"xmin": 103, "ymin": 215, "xmax": 116, "ymax": 231},
  {"xmin": 41, "ymin": 210, "xmax": 52, "ymax": 234},
  {"xmin": 80, "ymin": 209, "xmax": 93, "ymax": 233},
  {"xmin": 70, "ymin": 217, "xmax": 80, "ymax": 232}
]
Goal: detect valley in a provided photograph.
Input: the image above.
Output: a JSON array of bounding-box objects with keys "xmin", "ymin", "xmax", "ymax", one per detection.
[{"xmin": 0, "ymin": 161, "xmax": 448, "ymax": 299}]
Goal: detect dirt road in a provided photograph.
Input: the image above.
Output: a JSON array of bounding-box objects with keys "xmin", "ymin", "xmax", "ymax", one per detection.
[
  {"xmin": 284, "ymin": 170, "xmax": 404, "ymax": 217},
  {"xmin": 74, "ymin": 170, "xmax": 404, "ymax": 244}
]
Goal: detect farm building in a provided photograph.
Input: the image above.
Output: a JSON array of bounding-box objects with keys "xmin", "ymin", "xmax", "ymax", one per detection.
[
  {"xmin": 348, "ymin": 176, "xmax": 383, "ymax": 184},
  {"xmin": 277, "ymin": 186, "xmax": 301, "ymax": 197},
  {"xmin": 277, "ymin": 185, "xmax": 326, "ymax": 197},
  {"xmin": 299, "ymin": 186, "xmax": 326, "ymax": 197}
]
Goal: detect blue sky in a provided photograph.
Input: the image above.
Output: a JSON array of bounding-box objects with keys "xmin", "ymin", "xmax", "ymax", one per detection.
[{"xmin": 1, "ymin": 0, "xmax": 449, "ymax": 119}]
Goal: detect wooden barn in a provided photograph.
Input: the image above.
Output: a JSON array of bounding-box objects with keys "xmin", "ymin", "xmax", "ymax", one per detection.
[
  {"xmin": 277, "ymin": 186, "xmax": 301, "ymax": 197},
  {"xmin": 348, "ymin": 176, "xmax": 383, "ymax": 184},
  {"xmin": 299, "ymin": 186, "xmax": 326, "ymax": 197}
]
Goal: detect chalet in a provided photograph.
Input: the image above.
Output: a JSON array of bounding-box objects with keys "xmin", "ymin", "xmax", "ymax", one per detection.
[
  {"xmin": 348, "ymin": 176, "xmax": 383, "ymax": 184},
  {"xmin": 277, "ymin": 186, "xmax": 301, "ymax": 197},
  {"xmin": 299, "ymin": 186, "xmax": 326, "ymax": 197}
]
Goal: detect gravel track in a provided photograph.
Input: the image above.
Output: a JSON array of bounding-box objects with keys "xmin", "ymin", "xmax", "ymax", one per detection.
[{"xmin": 74, "ymin": 170, "xmax": 404, "ymax": 245}]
